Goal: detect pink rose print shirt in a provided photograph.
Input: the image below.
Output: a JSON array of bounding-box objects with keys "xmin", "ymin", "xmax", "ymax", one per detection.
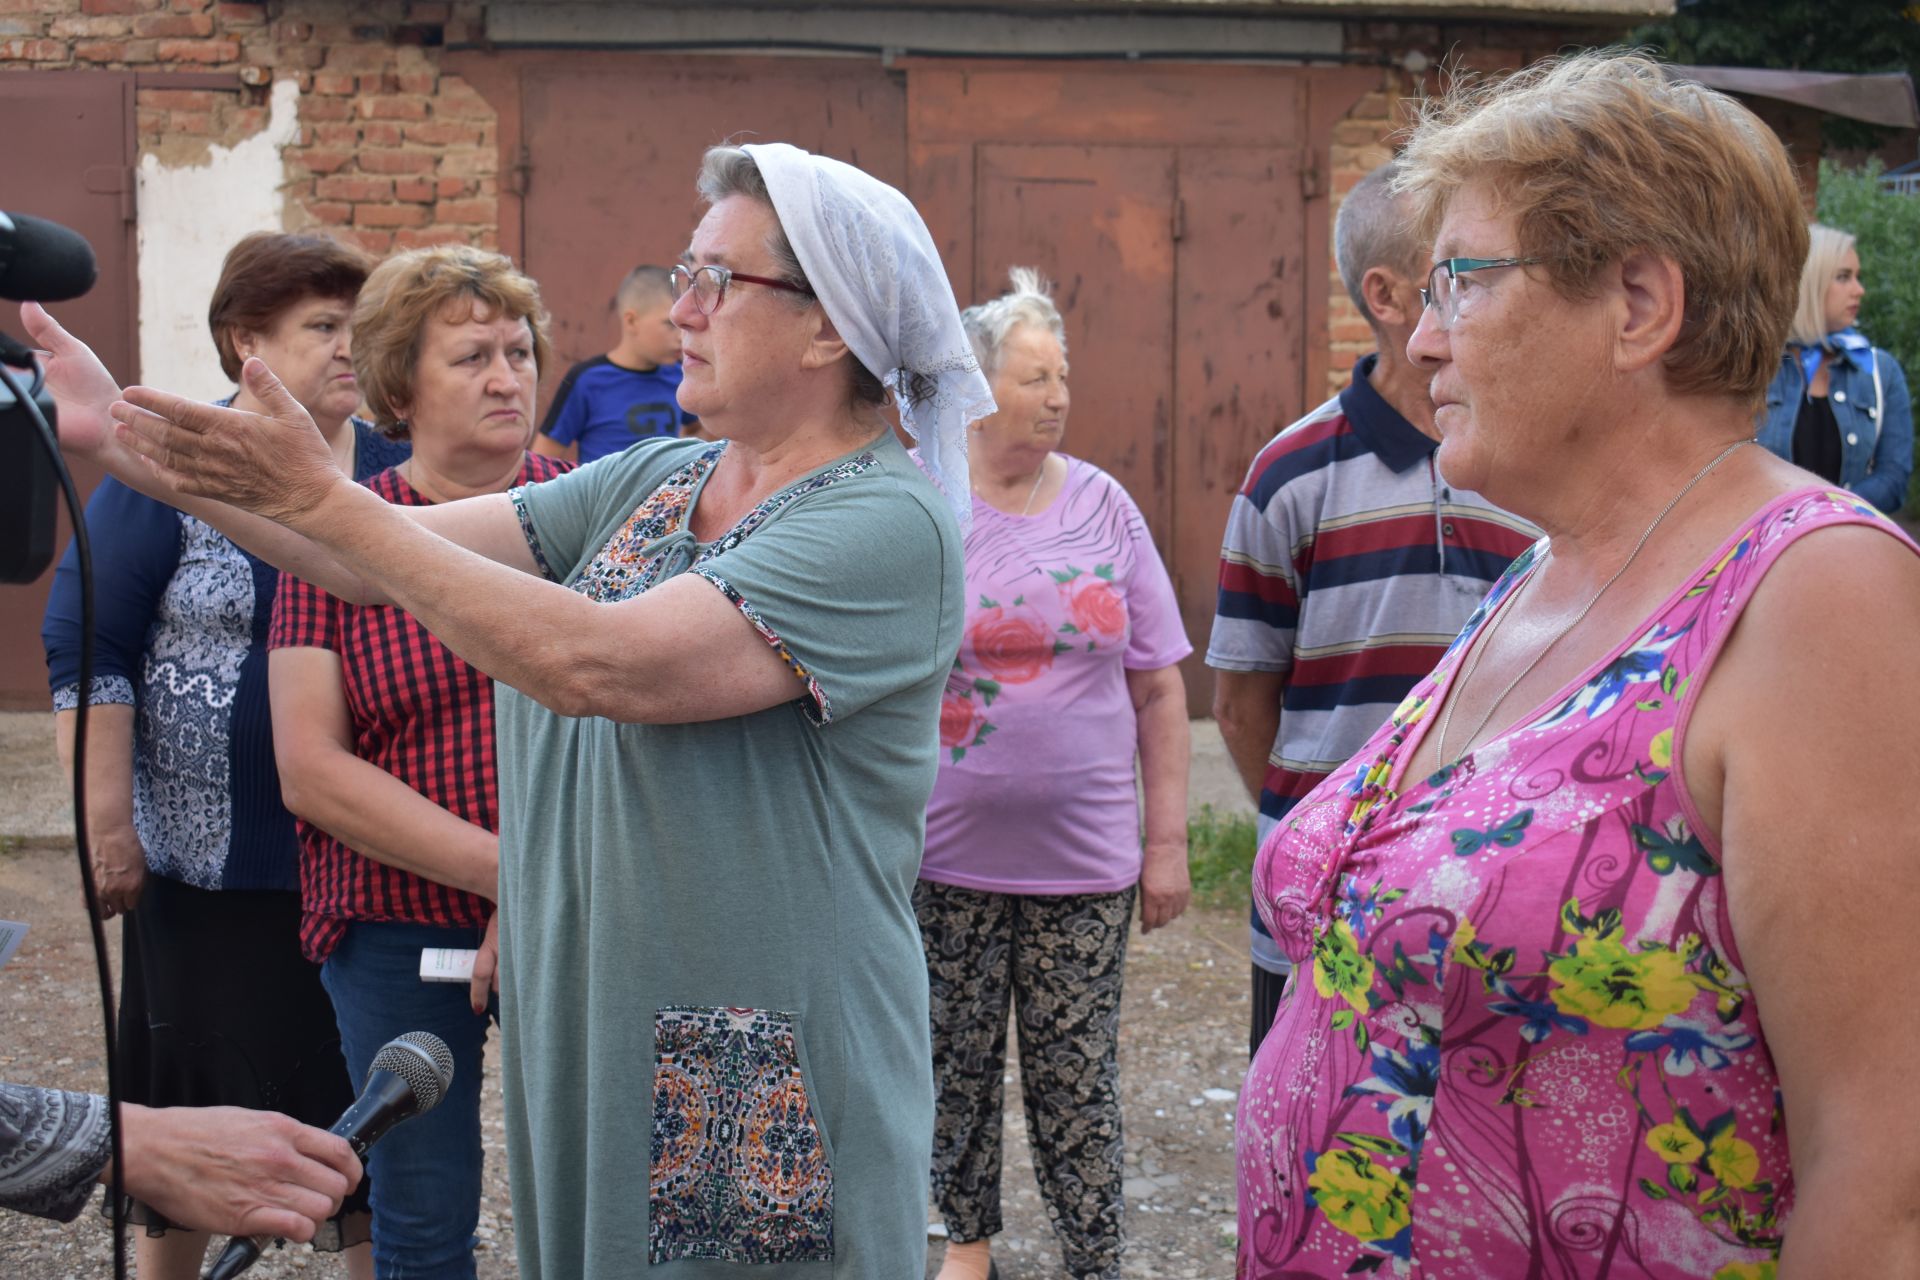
[
  {"xmin": 1237, "ymin": 488, "xmax": 1919, "ymax": 1280},
  {"xmin": 921, "ymin": 455, "xmax": 1192, "ymax": 894}
]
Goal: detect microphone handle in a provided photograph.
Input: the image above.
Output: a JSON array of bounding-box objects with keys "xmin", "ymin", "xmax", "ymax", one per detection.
[{"xmin": 200, "ymin": 1070, "xmax": 421, "ymax": 1280}]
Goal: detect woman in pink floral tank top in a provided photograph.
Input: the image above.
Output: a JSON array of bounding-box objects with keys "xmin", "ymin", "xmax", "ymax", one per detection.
[{"xmin": 1237, "ymin": 54, "xmax": 1920, "ymax": 1279}]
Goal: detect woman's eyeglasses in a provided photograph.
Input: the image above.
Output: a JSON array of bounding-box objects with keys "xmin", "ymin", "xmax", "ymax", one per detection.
[
  {"xmin": 668, "ymin": 264, "xmax": 812, "ymax": 315},
  {"xmin": 1418, "ymin": 257, "xmax": 1545, "ymax": 329}
]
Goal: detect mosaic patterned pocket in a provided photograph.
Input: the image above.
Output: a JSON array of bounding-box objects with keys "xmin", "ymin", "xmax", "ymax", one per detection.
[{"xmin": 648, "ymin": 1004, "xmax": 835, "ymax": 1265}]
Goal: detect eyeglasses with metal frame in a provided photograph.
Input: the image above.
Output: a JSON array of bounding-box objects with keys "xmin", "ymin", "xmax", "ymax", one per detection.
[
  {"xmin": 668, "ymin": 263, "xmax": 812, "ymax": 315},
  {"xmin": 1418, "ymin": 257, "xmax": 1545, "ymax": 329}
]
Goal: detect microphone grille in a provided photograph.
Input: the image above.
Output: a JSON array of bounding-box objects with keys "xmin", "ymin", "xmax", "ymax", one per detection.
[{"xmin": 370, "ymin": 1031, "xmax": 454, "ymax": 1112}]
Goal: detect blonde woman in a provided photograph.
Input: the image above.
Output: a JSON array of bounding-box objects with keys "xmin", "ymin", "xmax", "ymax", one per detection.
[{"xmin": 1756, "ymin": 222, "xmax": 1912, "ymax": 512}]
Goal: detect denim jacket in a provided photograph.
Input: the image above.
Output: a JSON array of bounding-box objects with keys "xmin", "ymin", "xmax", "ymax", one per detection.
[{"xmin": 1757, "ymin": 343, "xmax": 1912, "ymax": 513}]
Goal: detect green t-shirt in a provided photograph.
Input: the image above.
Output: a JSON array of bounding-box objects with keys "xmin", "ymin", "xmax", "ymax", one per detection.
[{"xmin": 494, "ymin": 431, "xmax": 962, "ymax": 1278}]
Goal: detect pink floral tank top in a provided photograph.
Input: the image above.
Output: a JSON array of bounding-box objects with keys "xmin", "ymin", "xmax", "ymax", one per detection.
[{"xmin": 1236, "ymin": 488, "xmax": 1916, "ymax": 1279}]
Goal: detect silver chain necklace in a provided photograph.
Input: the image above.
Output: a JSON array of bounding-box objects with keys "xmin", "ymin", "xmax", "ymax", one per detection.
[
  {"xmin": 1433, "ymin": 438, "xmax": 1754, "ymax": 765},
  {"xmin": 976, "ymin": 456, "xmax": 1050, "ymax": 516}
]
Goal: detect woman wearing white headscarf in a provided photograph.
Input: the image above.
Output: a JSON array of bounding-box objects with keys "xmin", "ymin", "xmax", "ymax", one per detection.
[{"xmin": 27, "ymin": 141, "xmax": 993, "ymax": 1279}]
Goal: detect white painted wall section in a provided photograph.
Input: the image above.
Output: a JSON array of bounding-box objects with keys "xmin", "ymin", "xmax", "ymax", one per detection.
[{"xmin": 136, "ymin": 78, "xmax": 301, "ymax": 403}]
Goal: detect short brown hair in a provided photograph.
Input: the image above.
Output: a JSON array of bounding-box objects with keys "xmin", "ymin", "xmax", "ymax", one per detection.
[
  {"xmin": 207, "ymin": 232, "xmax": 371, "ymax": 382},
  {"xmin": 1396, "ymin": 50, "xmax": 1807, "ymax": 403},
  {"xmin": 350, "ymin": 245, "xmax": 553, "ymax": 439}
]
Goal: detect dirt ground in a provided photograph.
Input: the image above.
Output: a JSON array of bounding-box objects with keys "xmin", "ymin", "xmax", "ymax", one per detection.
[{"xmin": 0, "ymin": 714, "xmax": 1255, "ymax": 1278}]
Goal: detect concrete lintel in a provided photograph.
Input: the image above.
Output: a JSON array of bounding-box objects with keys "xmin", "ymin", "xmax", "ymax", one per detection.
[{"xmin": 484, "ymin": 5, "xmax": 1346, "ymax": 59}]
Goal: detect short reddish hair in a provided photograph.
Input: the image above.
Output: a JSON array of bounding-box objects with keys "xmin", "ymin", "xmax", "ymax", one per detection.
[{"xmin": 207, "ymin": 232, "xmax": 372, "ymax": 381}]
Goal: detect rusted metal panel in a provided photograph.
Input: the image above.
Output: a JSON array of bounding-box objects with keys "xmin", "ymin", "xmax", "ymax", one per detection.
[
  {"xmin": 973, "ymin": 144, "xmax": 1177, "ymax": 545},
  {"xmin": 0, "ymin": 72, "xmax": 137, "ymax": 710},
  {"xmin": 1172, "ymin": 146, "xmax": 1306, "ymax": 713},
  {"xmin": 907, "ymin": 63, "xmax": 1306, "ymax": 148},
  {"xmin": 511, "ymin": 54, "xmax": 906, "ymax": 417}
]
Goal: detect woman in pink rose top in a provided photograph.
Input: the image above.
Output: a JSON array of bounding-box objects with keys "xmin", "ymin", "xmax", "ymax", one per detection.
[{"xmin": 918, "ymin": 268, "xmax": 1193, "ymax": 1280}]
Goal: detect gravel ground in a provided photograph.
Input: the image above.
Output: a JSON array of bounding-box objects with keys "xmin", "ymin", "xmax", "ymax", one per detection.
[{"xmin": 0, "ymin": 713, "xmax": 1255, "ymax": 1278}]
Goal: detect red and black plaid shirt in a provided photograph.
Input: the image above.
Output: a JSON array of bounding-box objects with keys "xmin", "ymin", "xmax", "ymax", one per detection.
[{"xmin": 268, "ymin": 453, "xmax": 572, "ymax": 962}]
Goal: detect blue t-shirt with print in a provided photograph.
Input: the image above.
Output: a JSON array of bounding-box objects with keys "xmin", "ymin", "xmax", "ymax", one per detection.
[{"xmin": 538, "ymin": 356, "xmax": 697, "ymax": 462}]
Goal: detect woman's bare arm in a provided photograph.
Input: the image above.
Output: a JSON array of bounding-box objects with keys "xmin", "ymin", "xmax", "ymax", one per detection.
[
  {"xmin": 1685, "ymin": 524, "xmax": 1920, "ymax": 1277},
  {"xmin": 269, "ymin": 648, "xmax": 500, "ymax": 899},
  {"xmin": 1129, "ymin": 661, "xmax": 1192, "ymax": 932}
]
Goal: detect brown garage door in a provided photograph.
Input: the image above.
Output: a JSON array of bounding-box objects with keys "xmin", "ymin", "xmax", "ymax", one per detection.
[
  {"xmin": 0, "ymin": 71, "xmax": 138, "ymax": 709},
  {"xmin": 511, "ymin": 55, "xmax": 906, "ymax": 420}
]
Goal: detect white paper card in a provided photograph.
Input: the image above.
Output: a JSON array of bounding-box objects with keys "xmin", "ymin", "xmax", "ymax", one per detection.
[
  {"xmin": 419, "ymin": 947, "xmax": 477, "ymax": 983},
  {"xmin": 0, "ymin": 920, "xmax": 28, "ymax": 971}
]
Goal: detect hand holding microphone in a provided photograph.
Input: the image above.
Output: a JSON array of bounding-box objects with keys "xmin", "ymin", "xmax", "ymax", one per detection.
[{"xmin": 202, "ymin": 1032, "xmax": 455, "ymax": 1280}]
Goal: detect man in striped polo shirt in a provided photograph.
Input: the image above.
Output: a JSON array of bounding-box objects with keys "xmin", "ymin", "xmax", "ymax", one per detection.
[{"xmin": 1208, "ymin": 161, "xmax": 1537, "ymax": 1056}]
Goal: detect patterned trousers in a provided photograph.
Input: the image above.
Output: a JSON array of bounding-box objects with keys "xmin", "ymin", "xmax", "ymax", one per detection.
[{"xmin": 913, "ymin": 879, "xmax": 1135, "ymax": 1280}]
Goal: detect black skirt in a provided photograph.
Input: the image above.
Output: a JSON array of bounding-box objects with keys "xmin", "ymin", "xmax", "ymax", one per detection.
[{"xmin": 113, "ymin": 871, "xmax": 371, "ymax": 1248}]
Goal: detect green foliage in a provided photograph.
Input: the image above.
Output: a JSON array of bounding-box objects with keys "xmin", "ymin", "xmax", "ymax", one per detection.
[
  {"xmin": 1188, "ymin": 804, "xmax": 1259, "ymax": 907},
  {"xmin": 1815, "ymin": 158, "xmax": 1920, "ymax": 509},
  {"xmin": 1630, "ymin": 0, "xmax": 1920, "ymax": 149}
]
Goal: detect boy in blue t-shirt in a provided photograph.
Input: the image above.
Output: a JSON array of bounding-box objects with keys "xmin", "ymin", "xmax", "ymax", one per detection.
[{"xmin": 534, "ymin": 265, "xmax": 699, "ymax": 463}]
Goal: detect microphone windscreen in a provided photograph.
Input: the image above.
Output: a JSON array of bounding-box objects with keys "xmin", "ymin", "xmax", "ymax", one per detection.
[
  {"xmin": 0, "ymin": 212, "xmax": 98, "ymax": 303},
  {"xmin": 368, "ymin": 1031, "xmax": 454, "ymax": 1113}
]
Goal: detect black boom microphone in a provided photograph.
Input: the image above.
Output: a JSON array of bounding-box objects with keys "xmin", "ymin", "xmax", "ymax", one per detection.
[
  {"xmin": 0, "ymin": 211, "xmax": 99, "ymax": 303},
  {"xmin": 202, "ymin": 1031, "xmax": 455, "ymax": 1280}
]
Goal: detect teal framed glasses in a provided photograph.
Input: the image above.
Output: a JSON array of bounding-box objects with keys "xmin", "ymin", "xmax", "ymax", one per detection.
[{"xmin": 1419, "ymin": 257, "xmax": 1545, "ymax": 328}]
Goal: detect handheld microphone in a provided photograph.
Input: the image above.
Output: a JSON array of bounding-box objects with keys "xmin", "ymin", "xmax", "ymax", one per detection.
[
  {"xmin": 202, "ymin": 1032, "xmax": 455, "ymax": 1280},
  {"xmin": 0, "ymin": 211, "xmax": 98, "ymax": 303}
]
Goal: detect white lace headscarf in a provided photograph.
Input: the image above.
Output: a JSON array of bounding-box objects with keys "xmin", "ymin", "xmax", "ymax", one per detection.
[{"xmin": 742, "ymin": 142, "xmax": 994, "ymax": 530}]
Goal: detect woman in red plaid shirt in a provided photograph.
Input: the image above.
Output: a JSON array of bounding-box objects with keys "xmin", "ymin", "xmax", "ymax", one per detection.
[{"xmin": 266, "ymin": 246, "xmax": 570, "ymax": 1280}]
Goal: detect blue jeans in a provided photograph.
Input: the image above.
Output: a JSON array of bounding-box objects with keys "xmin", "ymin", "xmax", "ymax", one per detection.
[{"xmin": 322, "ymin": 920, "xmax": 494, "ymax": 1280}]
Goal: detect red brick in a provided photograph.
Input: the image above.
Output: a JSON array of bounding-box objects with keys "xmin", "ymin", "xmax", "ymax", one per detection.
[
  {"xmin": 73, "ymin": 39, "xmax": 126, "ymax": 60},
  {"xmin": 297, "ymin": 148, "xmax": 352, "ymax": 174},
  {"xmin": 168, "ymin": 110, "xmax": 212, "ymax": 134},
  {"xmin": 405, "ymin": 1, "xmax": 450, "ymax": 22},
  {"xmin": 136, "ymin": 106, "xmax": 166, "ymax": 133},
  {"xmin": 395, "ymin": 70, "xmax": 434, "ymax": 95},
  {"xmin": 359, "ymin": 148, "xmax": 435, "ymax": 174},
  {"xmin": 322, "ymin": 43, "xmax": 393, "ymax": 71},
  {"xmin": 360, "ymin": 120, "xmax": 403, "ymax": 147},
  {"xmin": 356, "ymin": 72, "xmax": 396, "ymax": 94},
  {"xmin": 311, "ymin": 70, "xmax": 354, "ymax": 94},
  {"xmin": 316, "ymin": 175, "xmax": 393, "ymax": 201},
  {"xmin": 142, "ymin": 87, "xmax": 213, "ymax": 108},
  {"xmin": 312, "ymin": 122, "xmax": 358, "ymax": 145},
  {"xmin": 435, "ymin": 148, "xmax": 494, "ymax": 178},
  {"xmin": 359, "ymin": 95, "xmax": 430, "ymax": 121},
  {"xmin": 299, "ymin": 96, "xmax": 353, "ymax": 122},
  {"xmin": 396, "ymin": 227, "xmax": 471, "ymax": 251},
  {"xmin": 215, "ymin": 2, "xmax": 265, "ymax": 24},
  {"xmin": 2, "ymin": 37, "xmax": 70, "ymax": 59},
  {"xmin": 433, "ymin": 86, "xmax": 492, "ymax": 122},
  {"xmin": 227, "ymin": 104, "xmax": 265, "ymax": 134},
  {"xmin": 405, "ymin": 120, "xmax": 480, "ymax": 147},
  {"xmin": 83, "ymin": 0, "xmax": 153, "ymax": 13},
  {"xmin": 303, "ymin": 200, "xmax": 352, "ymax": 224},
  {"xmin": 354, "ymin": 202, "xmax": 431, "ymax": 228},
  {"xmin": 0, "ymin": 18, "xmax": 40, "ymax": 36},
  {"xmin": 435, "ymin": 175, "xmax": 472, "ymax": 199},
  {"xmin": 133, "ymin": 11, "xmax": 209, "ymax": 35},
  {"xmin": 343, "ymin": 229, "xmax": 393, "ymax": 253},
  {"xmin": 275, "ymin": 19, "xmax": 311, "ymax": 40},
  {"xmin": 51, "ymin": 15, "xmax": 132, "ymax": 37},
  {"xmin": 476, "ymin": 228, "xmax": 499, "ymax": 252},
  {"xmin": 155, "ymin": 37, "xmax": 237, "ymax": 62},
  {"xmin": 393, "ymin": 177, "xmax": 434, "ymax": 202},
  {"xmin": 436, "ymin": 196, "xmax": 495, "ymax": 224},
  {"xmin": 274, "ymin": 40, "xmax": 323, "ymax": 69}
]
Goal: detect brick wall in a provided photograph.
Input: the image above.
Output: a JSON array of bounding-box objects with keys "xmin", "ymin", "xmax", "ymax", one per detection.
[{"xmin": 2, "ymin": 0, "xmax": 500, "ymax": 254}]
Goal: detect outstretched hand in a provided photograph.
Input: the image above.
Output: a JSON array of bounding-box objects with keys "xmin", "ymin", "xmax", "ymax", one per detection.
[
  {"xmin": 111, "ymin": 1103, "xmax": 363, "ymax": 1243},
  {"xmin": 111, "ymin": 357, "xmax": 342, "ymax": 524},
  {"xmin": 19, "ymin": 302, "xmax": 121, "ymax": 456}
]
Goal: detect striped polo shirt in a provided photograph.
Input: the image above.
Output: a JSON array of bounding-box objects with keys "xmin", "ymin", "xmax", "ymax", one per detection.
[{"xmin": 1207, "ymin": 355, "xmax": 1538, "ymax": 973}]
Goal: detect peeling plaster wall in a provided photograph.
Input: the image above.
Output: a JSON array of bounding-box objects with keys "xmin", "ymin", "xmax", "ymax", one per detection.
[{"xmin": 136, "ymin": 78, "xmax": 300, "ymax": 402}]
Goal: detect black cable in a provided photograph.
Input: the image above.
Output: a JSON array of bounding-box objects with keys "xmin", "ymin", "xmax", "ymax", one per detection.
[{"xmin": 0, "ymin": 355, "xmax": 126, "ymax": 1280}]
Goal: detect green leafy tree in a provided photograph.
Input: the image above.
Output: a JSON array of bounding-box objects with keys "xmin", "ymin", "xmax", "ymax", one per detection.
[
  {"xmin": 1815, "ymin": 158, "xmax": 1920, "ymax": 510},
  {"xmin": 1632, "ymin": 0, "xmax": 1920, "ymax": 148}
]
